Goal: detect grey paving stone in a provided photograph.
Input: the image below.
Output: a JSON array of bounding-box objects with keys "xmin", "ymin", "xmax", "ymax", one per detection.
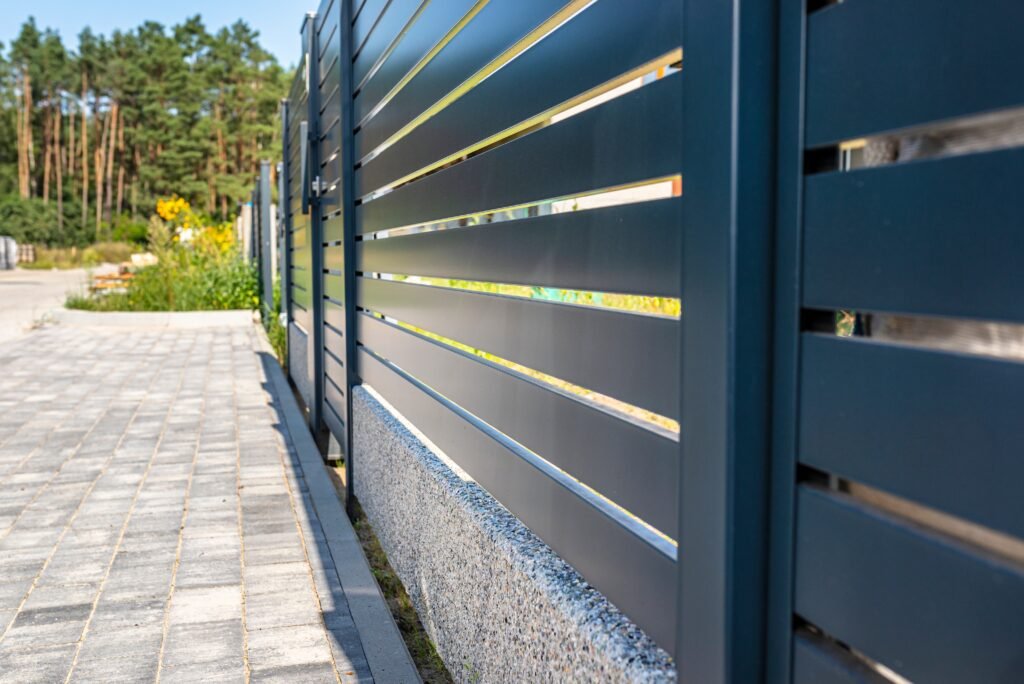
[
  {"xmin": 159, "ymin": 659, "xmax": 247, "ymax": 684},
  {"xmin": 167, "ymin": 585, "xmax": 242, "ymax": 625},
  {"xmin": 68, "ymin": 651, "xmax": 160, "ymax": 683},
  {"xmin": 21, "ymin": 583, "xmax": 99, "ymax": 612},
  {"xmin": 161, "ymin": 619, "xmax": 243, "ymax": 667},
  {"xmin": 89, "ymin": 598, "xmax": 166, "ymax": 632},
  {"xmin": 75, "ymin": 624, "xmax": 165, "ymax": 663},
  {"xmin": 1, "ymin": 616, "xmax": 88, "ymax": 650},
  {"xmin": 246, "ymin": 623, "xmax": 334, "ymax": 672},
  {"xmin": 0, "ymin": 326, "xmax": 412, "ymax": 684},
  {"xmin": 251, "ymin": 661, "xmax": 338, "ymax": 683},
  {"xmin": 0, "ymin": 643, "xmax": 76, "ymax": 684},
  {"xmin": 244, "ymin": 588, "xmax": 322, "ymax": 631},
  {"xmin": 174, "ymin": 559, "xmax": 242, "ymax": 589}
]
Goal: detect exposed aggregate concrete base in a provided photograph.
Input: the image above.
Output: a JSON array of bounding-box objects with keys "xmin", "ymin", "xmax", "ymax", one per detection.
[
  {"xmin": 352, "ymin": 386, "xmax": 676, "ymax": 683},
  {"xmin": 287, "ymin": 323, "xmax": 314, "ymax": 414}
]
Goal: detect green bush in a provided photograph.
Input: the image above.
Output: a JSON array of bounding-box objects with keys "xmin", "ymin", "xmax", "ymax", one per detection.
[
  {"xmin": 0, "ymin": 195, "xmax": 89, "ymax": 247},
  {"xmin": 265, "ymin": 279, "xmax": 287, "ymax": 363},
  {"xmin": 66, "ymin": 218, "xmax": 258, "ymax": 312},
  {"xmin": 107, "ymin": 216, "xmax": 149, "ymax": 245}
]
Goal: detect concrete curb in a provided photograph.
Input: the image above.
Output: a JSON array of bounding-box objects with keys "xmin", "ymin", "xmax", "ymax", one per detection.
[
  {"xmin": 254, "ymin": 325, "xmax": 421, "ymax": 684},
  {"xmin": 53, "ymin": 308, "xmax": 256, "ymax": 328}
]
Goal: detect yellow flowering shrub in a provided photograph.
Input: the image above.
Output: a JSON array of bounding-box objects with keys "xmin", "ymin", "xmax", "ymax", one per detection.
[{"xmin": 154, "ymin": 196, "xmax": 236, "ymax": 254}]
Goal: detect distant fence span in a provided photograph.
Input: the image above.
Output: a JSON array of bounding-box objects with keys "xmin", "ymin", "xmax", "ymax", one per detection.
[{"xmin": 251, "ymin": 0, "xmax": 1024, "ymax": 680}]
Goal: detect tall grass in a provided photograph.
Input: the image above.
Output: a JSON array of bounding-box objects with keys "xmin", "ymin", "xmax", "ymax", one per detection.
[{"xmin": 22, "ymin": 242, "xmax": 138, "ymax": 270}]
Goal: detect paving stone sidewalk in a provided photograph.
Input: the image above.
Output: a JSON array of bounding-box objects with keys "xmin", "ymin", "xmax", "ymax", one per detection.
[{"xmin": 0, "ymin": 324, "xmax": 374, "ymax": 683}]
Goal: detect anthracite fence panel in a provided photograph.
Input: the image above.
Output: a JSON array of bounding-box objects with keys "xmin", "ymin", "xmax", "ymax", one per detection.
[
  {"xmin": 772, "ymin": 0, "xmax": 1024, "ymax": 682},
  {"xmin": 259, "ymin": 0, "xmax": 1024, "ymax": 676},
  {"xmin": 346, "ymin": 0, "xmax": 684, "ymax": 652},
  {"xmin": 286, "ymin": 66, "xmax": 312, "ymax": 334}
]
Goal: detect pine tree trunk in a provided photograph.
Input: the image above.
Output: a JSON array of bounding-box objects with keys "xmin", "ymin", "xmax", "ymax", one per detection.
[
  {"xmin": 42, "ymin": 105, "xmax": 51, "ymax": 204},
  {"xmin": 55, "ymin": 103, "xmax": 64, "ymax": 230},
  {"xmin": 104, "ymin": 102, "xmax": 118, "ymax": 225},
  {"xmin": 95, "ymin": 109, "xmax": 109, "ymax": 239},
  {"xmin": 68, "ymin": 104, "xmax": 75, "ymax": 190},
  {"xmin": 116, "ymin": 119, "xmax": 126, "ymax": 218},
  {"xmin": 18, "ymin": 70, "xmax": 32, "ymax": 199},
  {"xmin": 81, "ymin": 74, "xmax": 89, "ymax": 230}
]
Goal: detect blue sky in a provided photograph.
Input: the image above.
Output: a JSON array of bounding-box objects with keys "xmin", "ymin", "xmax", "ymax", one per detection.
[{"xmin": 1, "ymin": 0, "xmax": 311, "ymax": 67}]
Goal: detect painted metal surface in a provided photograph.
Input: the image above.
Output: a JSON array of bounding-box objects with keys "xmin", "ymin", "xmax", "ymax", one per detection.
[{"xmin": 260, "ymin": 0, "xmax": 1024, "ymax": 676}]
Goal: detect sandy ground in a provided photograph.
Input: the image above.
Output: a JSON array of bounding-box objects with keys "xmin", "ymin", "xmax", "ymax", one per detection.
[{"xmin": 0, "ymin": 267, "xmax": 109, "ymax": 343}]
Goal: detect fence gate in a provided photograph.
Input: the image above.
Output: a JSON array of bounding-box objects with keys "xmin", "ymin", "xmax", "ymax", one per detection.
[{"xmin": 281, "ymin": 14, "xmax": 325, "ymax": 430}]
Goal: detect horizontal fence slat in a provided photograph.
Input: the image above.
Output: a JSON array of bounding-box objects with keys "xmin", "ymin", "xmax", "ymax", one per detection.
[
  {"xmin": 325, "ymin": 359, "xmax": 346, "ymax": 405},
  {"xmin": 324, "ymin": 300, "xmax": 345, "ymax": 333},
  {"xmin": 320, "ymin": 69, "xmax": 341, "ymax": 125},
  {"xmin": 358, "ymin": 278, "xmax": 678, "ymax": 419},
  {"xmin": 352, "ymin": 0, "xmax": 389, "ymax": 55},
  {"xmin": 290, "ymin": 265, "xmax": 313, "ymax": 292},
  {"xmin": 806, "ymin": 0, "xmax": 1024, "ymax": 145},
  {"xmin": 325, "ymin": 325, "xmax": 344, "ymax": 362},
  {"xmin": 795, "ymin": 487, "xmax": 1024, "ymax": 684},
  {"xmin": 324, "ymin": 392, "xmax": 347, "ymax": 438},
  {"xmin": 316, "ymin": 0, "xmax": 337, "ymax": 34},
  {"xmin": 320, "ymin": 151, "xmax": 342, "ymax": 192},
  {"xmin": 804, "ymin": 148, "xmax": 1024, "ymax": 323},
  {"xmin": 291, "ymin": 307, "xmax": 312, "ymax": 334},
  {"xmin": 358, "ymin": 313, "xmax": 678, "ymax": 536},
  {"xmin": 358, "ymin": 347, "xmax": 677, "ymax": 652},
  {"xmin": 324, "ymin": 244, "xmax": 344, "ymax": 272},
  {"xmin": 359, "ymin": 0, "xmax": 681, "ymax": 195},
  {"xmin": 290, "ymin": 287, "xmax": 312, "ymax": 312},
  {"xmin": 324, "ymin": 274, "xmax": 345, "ymax": 302},
  {"xmin": 799, "ymin": 334, "xmax": 1024, "ymax": 539},
  {"xmin": 357, "ymin": 75, "xmax": 681, "ymax": 232},
  {"xmin": 792, "ymin": 632, "xmax": 890, "ymax": 684},
  {"xmin": 319, "ymin": 20, "xmax": 340, "ymax": 72},
  {"xmin": 323, "ymin": 214, "xmax": 345, "ymax": 244},
  {"xmin": 352, "ymin": 0, "xmax": 421, "ymax": 86},
  {"xmin": 323, "ymin": 398, "xmax": 346, "ymax": 444},
  {"xmin": 320, "ymin": 128, "xmax": 341, "ymax": 172},
  {"xmin": 353, "ymin": 0, "xmax": 478, "ymax": 123},
  {"xmin": 355, "ymin": 0, "xmax": 566, "ymax": 158},
  {"xmin": 357, "ymin": 199, "xmax": 682, "ymax": 297}
]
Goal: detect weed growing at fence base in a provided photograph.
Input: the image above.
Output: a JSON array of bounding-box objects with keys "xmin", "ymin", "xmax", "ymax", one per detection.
[{"xmin": 265, "ymin": 280, "xmax": 287, "ymax": 362}]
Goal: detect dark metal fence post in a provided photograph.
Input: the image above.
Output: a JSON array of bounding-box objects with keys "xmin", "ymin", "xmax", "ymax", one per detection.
[
  {"xmin": 677, "ymin": 0, "xmax": 779, "ymax": 680},
  {"xmin": 259, "ymin": 160, "xmax": 273, "ymax": 318},
  {"xmin": 303, "ymin": 12, "xmax": 325, "ymax": 437}
]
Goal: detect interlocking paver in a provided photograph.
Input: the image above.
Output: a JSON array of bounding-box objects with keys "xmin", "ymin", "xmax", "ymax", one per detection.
[{"xmin": 0, "ymin": 324, "xmax": 376, "ymax": 682}]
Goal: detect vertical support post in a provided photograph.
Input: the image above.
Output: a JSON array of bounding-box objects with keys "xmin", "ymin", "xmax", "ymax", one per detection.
[
  {"xmin": 304, "ymin": 12, "xmax": 325, "ymax": 436},
  {"xmin": 677, "ymin": 0, "xmax": 778, "ymax": 681},
  {"xmin": 279, "ymin": 101, "xmax": 290, "ymax": 332},
  {"xmin": 259, "ymin": 160, "xmax": 273, "ymax": 319},
  {"xmin": 337, "ymin": 0, "xmax": 358, "ymax": 515},
  {"xmin": 766, "ymin": 1, "xmax": 808, "ymax": 681}
]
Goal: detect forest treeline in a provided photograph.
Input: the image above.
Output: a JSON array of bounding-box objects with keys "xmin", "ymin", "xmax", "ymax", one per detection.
[{"xmin": 0, "ymin": 16, "xmax": 289, "ymax": 246}]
